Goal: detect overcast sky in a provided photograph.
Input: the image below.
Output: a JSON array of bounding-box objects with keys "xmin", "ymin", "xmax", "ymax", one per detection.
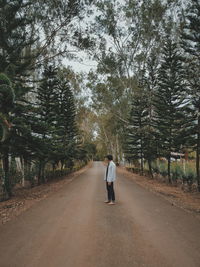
[{"xmin": 64, "ymin": 51, "xmax": 97, "ymax": 73}]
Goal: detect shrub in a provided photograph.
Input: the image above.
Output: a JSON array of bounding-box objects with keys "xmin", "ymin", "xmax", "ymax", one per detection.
[{"xmin": 171, "ymin": 165, "xmax": 183, "ymax": 182}]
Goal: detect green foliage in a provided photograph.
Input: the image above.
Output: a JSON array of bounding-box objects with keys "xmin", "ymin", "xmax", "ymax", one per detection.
[
  {"xmin": 44, "ymin": 161, "xmax": 87, "ymax": 181},
  {"xmin": 185, "ymin": 170, "xmax": 195, "ymax": 185},
  {"xmin": 82, "ymin": 142, "xmax": 97, "ymax": 160},
  {"xmin": 124, "ymin": 58, "xmax": 159, "ymax": 176},
  {"xmin": 0, "ymin": 0, "xmax": 95, "ymax": 199},
  {"xmin": 181, "ymin": 0, "xmax": 200, "ymax": 191},
  {"xmin": 44, "ymin": 168, "xmax": 71, "ymax": 181},
  {"xmin": 0, "ymin": 73, "xmax": 14, "ymax": 114},
  {"xmin": 158, "ymin": 162, "xmax": 168, "ymax": 178},
  {"xmin": 0, "ymin": 73, "xmax": 11, "ymax": 86},
  {"xmin": 154, "ymin": 38, "xmax": 188, "ymax": 182},
  {"xmin": 1, "ymin": 0, "xmax": 200, "ymax": 196},
  {"xmin": 181, "ymin": 0, "xmax": 200, "ymax": 58},
  {"xmin": 32, "ymin": 65, "xmax": 80, "ymax": 183},
  {"xmin": 50, "ymin": 69, "xmax": 80, "ymax": 168},
  {"xmin": 0, "ymin": 0, "xmax": 37, "ymax": 76},
  {"xmin": 151, "ymin": 160, "xmax": 197, "ymax": 186},
  {"xmin": 87, "ymin": 0, "xmax": 184, "ymax": 166},
  {"xmin": 171, "ymin": 165, "xmax": 183, "ymax": 182},
  {"xmin": 124, "ymin": 88, "xmax": 147, "ymax": 169}
]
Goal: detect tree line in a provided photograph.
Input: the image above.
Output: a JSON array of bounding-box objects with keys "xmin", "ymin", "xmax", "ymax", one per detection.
[
  {"xmin": 1, "ymin": 0, "xmax": 200, "ymax": 196},
  {"xmin": 84, "ymin": 0, "xmax": 200, "ymax": 191},
  {"xmin": 124, "ymin": 0, "xmax": 200, "ymax": 190},
  {"xmin": 0, "ymin": 0, "xmax": 94, "ymax": 199}
]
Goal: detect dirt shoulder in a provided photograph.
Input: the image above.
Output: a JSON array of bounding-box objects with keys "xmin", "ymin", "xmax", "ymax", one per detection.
[
  {"xmin": 0, "ymin": 163, "xmax": 92, "ymax": 225},
  {"xmin": 118, "ymin": 166, "xmax": 200, "ymax": 218}
]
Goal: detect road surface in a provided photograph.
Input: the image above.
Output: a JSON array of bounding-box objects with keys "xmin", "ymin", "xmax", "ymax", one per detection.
[{"xmin": 0, "ymin": 162, "xmax": 200, "ymax": 267}]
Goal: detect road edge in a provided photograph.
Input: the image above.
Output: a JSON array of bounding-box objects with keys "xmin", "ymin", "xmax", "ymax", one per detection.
[
  {"xmin": 118, "ymin": 166, "xmax": 200, "ymax": 220},
  {"xmin": 0, "ymin": 162, "xmax": 93, "ymax": 225}
]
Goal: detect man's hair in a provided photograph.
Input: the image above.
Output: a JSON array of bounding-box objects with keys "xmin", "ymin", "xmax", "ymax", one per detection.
[{"xmin": 106, "ymin": 154, "xmax": 113, "ymax": 161}]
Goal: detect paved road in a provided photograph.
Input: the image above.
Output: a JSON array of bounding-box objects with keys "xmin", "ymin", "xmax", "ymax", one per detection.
[{"xmin": 0, "ymin": 162, "xmax": 200, "ymax": 267}]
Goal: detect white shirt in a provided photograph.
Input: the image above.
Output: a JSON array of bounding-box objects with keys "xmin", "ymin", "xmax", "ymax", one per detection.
[{"xmin": 104, "ymin": 161, "xmax": 116, "ymax": 182}]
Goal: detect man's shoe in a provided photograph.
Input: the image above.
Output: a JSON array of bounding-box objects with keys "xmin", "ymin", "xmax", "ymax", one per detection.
[
  {"xmin": 104, "ymin": 200, "xmax": 110, "ymax": 203},
  {"xmin": 108, "ymin": 202, "xmax": 115, "ymax": 205}
]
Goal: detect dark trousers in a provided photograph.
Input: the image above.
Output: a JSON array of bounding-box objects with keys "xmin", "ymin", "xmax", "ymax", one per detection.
[{"xmin": 106, "ymin": 182, "xmax": 115, "ymax": 202}]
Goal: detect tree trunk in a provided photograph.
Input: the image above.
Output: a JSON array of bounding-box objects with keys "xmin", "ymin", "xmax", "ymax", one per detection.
[
  {"xmin": 140, "ymin": 146, "xmax": 144, "ymax": 176},
  {"xmin": 41, "ymin": 162, "xmax": 46, "ymax": 183},
  {"xmin": 196, "ymin": 112, "xmax": 200, "ymax": 192},
  {"xmin": 167, "ymin": 155, "xmax": 172, "ymax": 184},
  {"xmin": 20, "ymin": 157, "xmax": 25, "ymax": 187},
  {"xmin": 2, "ymin": 150, "xmax": 12, "ymax": 197},
  {"xmin": 116, "ymin": 134, "xmax": 120, "ymax": 163},
  {"xmin": 148, "ymin": 159, "xmax": 153, "ymax": 179},
  {"xmin": 26, "ymin": 160, "xmax": 33, "ymax": 187},
  {"xmin": 140, "ymin": 136, "xmax": 144, "ymax": 175},
  {"xmin": 52, "ymin": 163, "xmax": 56, "ymax": 173},
  {"xmin": 38, "ymin": 160, "xmax": 45, "ymax": 185},
  {"xmin": 61, "ymin": 161, "xmax": 64, "ymax": 174}
]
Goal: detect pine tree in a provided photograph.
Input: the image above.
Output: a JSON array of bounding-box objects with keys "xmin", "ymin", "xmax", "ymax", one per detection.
[
  {"xmin": 0, "ymin": 0, "xmax": 38, "ymax": 194},
  {"xmin": 154, "ymin": 38, "xmax": 188, "ymax": 183},
  {"xmin": 181, "ymin": 0, "xmax": 200, "ymax": 59},
  {"xmin": 124, "ymin": 56, "xmax": 159, "ymax": 178},
  {"xmin": 0, "ymin": 74, "xmax": 14, "ymax": 142},
  {"xmin": 36, "ymin": 65, "xmax": 59, "ymax": 183},
  {"xmin": 54, "ymin": 72, "xmax": 78, "ymax": 169},
  {"xmin": 0, "ymin": 0, "xmax": 38, "ymax": 77},
  {"xmin": 182, "ymin": 0, "xmax": 200, "ymax": 191},
  {"xmin": 142, "ymin": 53, "xmax": 159, "ymax": 178},
  {"xmin": 124, "ymin": 88, "xmax": 148, "ymax": 175},
  {"xmin": 0, "ymin": 73, "xmax": 14, "ymax": 197}
]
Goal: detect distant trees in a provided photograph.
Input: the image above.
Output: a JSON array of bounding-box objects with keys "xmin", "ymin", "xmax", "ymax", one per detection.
[
  {"xmin": 85, "ymin": 0, "xmax": 200, "ymax": 190},
  {"xmin": 85, "ymin": 0, "xmax": 167, "ymax": 161}
]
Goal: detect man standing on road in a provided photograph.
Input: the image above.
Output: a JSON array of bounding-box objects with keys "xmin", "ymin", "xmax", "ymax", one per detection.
[{"xmin": 104, "ymin": 155, "xmax": 116, "ymax": 205}]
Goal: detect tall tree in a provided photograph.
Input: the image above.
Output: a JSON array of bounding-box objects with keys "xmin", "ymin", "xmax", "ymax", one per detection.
[
  {"xmin": 154, "ymin": 38, "xmax": 188, "ymax": 183},
  {"xmin": 0, "ymin": 0, "xmax": 39, "ymax": 78},
  {"xmin": 0, "ymin": 74, "xmax": 14, "ymax": 142},
  {"xmin": 124, "ymin": 88, "xmax": 147, "ymax": 174},
  {"xmin": 135, "ymin": 55, "xmax": 159, "ymax": 178},
  {"xmin": 53, "ymin": 70, "xmax": 78, "ymax": 169},
  {"xmin": 182, "ymin": 0, "xmax": 200, "ymax": 191},
  {"xmin": 0, "ymin": 73, "xmax": 15, "ymax": 197},
  {"xmin": 85, "ymin": 0, "xmax": 170, "ymax": 162},
  {"xmin": 36, "ymin": 65, "xmax": 59, "ymax": 184}
]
